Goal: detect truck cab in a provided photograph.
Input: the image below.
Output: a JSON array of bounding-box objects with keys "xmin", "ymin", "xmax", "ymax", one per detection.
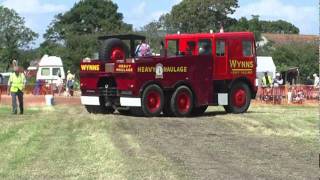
[{"xmin": 80, "ymin": 32, "xmax": 257, "ymax": 117}]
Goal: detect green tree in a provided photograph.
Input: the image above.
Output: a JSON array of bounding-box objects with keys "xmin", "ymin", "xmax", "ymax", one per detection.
[
  {"xmin": 159, "ymin": 0, "xmax": 239, "ymax": 33},
  {"xmin": 260, "ymin": 20, "xmax": 299, "ymax": 34},
  {"xmin": 0, "ymin": 6, "xmax": 38, "ymax": 71},
  {"xmin": 42, "ymin": 0, "xmax": 132, "ymax": 73}
]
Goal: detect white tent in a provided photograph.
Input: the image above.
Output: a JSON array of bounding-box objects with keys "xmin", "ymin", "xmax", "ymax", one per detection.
[{"xmin": 256, "ymin": 56, "xmax": 276, "ymax": 85}]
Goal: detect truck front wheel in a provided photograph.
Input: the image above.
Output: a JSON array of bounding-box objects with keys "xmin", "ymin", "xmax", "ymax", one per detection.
[
  {"xmin": 141, "ymin": 85, "xmax": 164, "ymax": 117},
  {"xmin": 171, "ymin": 86, "xmax": 194, "ymax": 117},
  {"xmin": 224, "ymin": 82, "xmax": 251, "ymax": 114}
]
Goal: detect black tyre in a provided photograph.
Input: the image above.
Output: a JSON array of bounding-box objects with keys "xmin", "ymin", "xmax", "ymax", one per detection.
[
  {"xmin": 224, "ymin": 82, "xmax": 251, "ymax": 114},
  {"xmin": 99, "ymin": 38, "xmax": 129, "ymax": 62},
  {"xmin": 191, "ymin": 105, "xmax": 208, "ymax": 116},
  {"xmin": 117, "ymin": 108, "xmax": 131, "ymax": 115},
  {"xmin": 141, "ymin": 84, "xmax": 164, "ymax": 117},
  {"xmin": 85, "ymin": 105, "xmax": 115, "ymax": 114},
  {"xmin": 170, "ymin": 86, "xmax": 194, "ymax": 117},
  {"xmin": 163, "ymin": 93, "xmax": 174, "ymax": 116}
]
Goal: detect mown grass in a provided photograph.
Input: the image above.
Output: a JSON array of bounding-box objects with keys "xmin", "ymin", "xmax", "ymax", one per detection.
[
  {"xmin": 0, "ymin": 104, "xmax": 318, "ymax": 179},
  {"xmin": 0, "ymin": 105, "xmax": 181, "ymax": 180}
]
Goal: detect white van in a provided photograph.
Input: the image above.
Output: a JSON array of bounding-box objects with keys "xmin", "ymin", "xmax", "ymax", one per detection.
[{"xmin": 36, "ymin": 55, "xmax": 65, "ymax": 84}]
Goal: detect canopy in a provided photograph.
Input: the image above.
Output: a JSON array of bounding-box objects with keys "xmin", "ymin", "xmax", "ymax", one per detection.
[{"xmin": 256, "ymin": 56, "xmax": 276, "ymax": 78}]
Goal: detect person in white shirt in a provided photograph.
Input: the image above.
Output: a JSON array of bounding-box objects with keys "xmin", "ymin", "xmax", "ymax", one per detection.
[
  {"xmin": 313, "ymin": 73, "xmax": 320, "ymax": 88},
  {"xmin": 273, "ymin": 73, "xmax": 284, "ymax": 87},
  {"xmin": 56, "ymin": 73, "xmax": 64, "ymax": 96}
]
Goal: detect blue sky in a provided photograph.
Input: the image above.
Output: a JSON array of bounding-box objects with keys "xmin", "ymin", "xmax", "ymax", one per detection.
[{"xmin": 0, "ymin": 0, "xmax": 318, "ymax": 47}]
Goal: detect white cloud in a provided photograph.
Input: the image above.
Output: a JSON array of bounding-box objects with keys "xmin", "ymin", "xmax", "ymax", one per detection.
[
  {"xmin": 232, "ymin": 0, "xmax": 318, "ymax": 34},
  {"xmin": 2, "ymin": 0, "xmax": 67, "ymax": 14}
]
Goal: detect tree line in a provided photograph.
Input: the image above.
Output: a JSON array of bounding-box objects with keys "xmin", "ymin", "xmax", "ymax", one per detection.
[{"xmin": 0, "ymin": 0, "xmax": 317, "ymax": 81}]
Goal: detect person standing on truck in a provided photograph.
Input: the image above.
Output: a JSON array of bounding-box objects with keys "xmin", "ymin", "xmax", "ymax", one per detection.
[
  {"xmin": 135, "ymin": 40, "xmax": 152, "ymax": 57},
  {"xmin": 7, "ymin": 66, "xmax": 26, "ymax": 115},
  {"xmin": 66, "ymin": 70, "xmax": 75, "ymax": 96}
]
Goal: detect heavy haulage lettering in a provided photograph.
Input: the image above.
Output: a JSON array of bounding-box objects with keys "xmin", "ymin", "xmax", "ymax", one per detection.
[{"xmin": 137, "ymin": 66, "xmax": 188, "ymax": 73}]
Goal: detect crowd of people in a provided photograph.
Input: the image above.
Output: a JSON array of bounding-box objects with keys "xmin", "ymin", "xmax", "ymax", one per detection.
[{"xmin": 260, "ymin": 71, "xmax": 319, "ymax": 103}]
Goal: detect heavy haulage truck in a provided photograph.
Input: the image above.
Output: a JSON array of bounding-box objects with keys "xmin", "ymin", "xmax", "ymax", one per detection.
[{"xmin": 80, "ymin": 32, "xmax": 258, "ymax": 117}]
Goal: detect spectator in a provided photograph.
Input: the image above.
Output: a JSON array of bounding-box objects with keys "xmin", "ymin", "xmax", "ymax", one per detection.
[
  {"xmin": 261, "ymin": 72, "xmax": 272, "ymax": 88},
  {"xmin": 273, "ymin": 73, "xmax": 284, "ymax": 87},
  {"xmin": 56, "ymin": 73, "xmax": 64, "ymax": 96},
  {"xmin": 313, "ymin": 73, "xmax": 319, "ymax": 88},
  {"xmin": 33, "ymin": 79, "xmax": 41, "ymax": 95},
  {"xmin": 135, "ymin": 40, "xmax": 152, "ymax": 57},
  {"xmin": 66, "ymin": 70, "xmax": 75, "ymax": 96},
  {"xmin": 305, "ymin": 76, "xmax": 313, "ymax": 86},
  {"xmin": 0, "ymin": 74, "xmax": 3, "ymax": 84}
]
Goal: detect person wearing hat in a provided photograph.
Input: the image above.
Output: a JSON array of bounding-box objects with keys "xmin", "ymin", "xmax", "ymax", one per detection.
[
  {"xmin": 273, "ymin": 72, "xmax": 284, "ymax": 87},
  {"xmin": 7, "ymin": 66, "xmax": 26, "ymax": 114}
]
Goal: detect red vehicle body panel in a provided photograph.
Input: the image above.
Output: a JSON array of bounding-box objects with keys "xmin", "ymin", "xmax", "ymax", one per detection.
[{"xmin": 80, "ymin": 32, "xmax": 257, "ymax": 109}]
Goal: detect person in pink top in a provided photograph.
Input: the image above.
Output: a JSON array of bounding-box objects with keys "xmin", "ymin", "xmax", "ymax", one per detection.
[{"xmin": 135, "ymin": 40, "xmax": 152, "ymax": 57}]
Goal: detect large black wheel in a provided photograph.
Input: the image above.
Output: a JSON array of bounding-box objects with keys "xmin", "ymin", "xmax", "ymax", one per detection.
[
  {"xmin": 191, "ymin": 105, "xmax": 208, "ymax": 116},
  {"xmin": 85, "ymin": 105, "xmax": 115, "ymax": 114},
  {"xmin": 170, "ymin": 86, "xmax": 194, "ymax": 117},
  {"xmin": 99, "ymin": 38, "xmax": 129, "ymax": 62},
  {"xmin": 224, "ymin": 82, "xmax": 251, "ymax": 114},
  {"xmin": 141, "ymin": 84, "xmax": 164, "ymax": 117}
]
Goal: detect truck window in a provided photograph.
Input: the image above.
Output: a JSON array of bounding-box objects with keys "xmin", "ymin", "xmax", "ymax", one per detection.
[
  {"xmin": 216, "ymin": 40, "xmax": 225, "ymax": 56},
  {"xmin": 41, "ymin": 68, "xmax": 50, "ymax": 76},
  {"xmin": 52, "ymin": 68, "xmax": 61, "ymax": 76},
  {"xmin": 242, "ymin": 40, "xmax": 253, "ymax": 57},
  {"xmin": 167, "ymin": 40, "xmax": 179, "ymax": 57},
  {"xmin": 198, "ymin": 39, "xmax": 212, "ymax": 55},
  {"xmin": 186, "ymin": 41, "xmax": 196, "ymax": 55}
]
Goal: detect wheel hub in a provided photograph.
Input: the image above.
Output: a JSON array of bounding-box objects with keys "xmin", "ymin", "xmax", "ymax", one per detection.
[
  {"xmin": 177, "ymin": 92, "xmax": 191, "ymax": 113},
  {"xmin": 233, "ymin": 88, "xmax": 246, "ymax": 108}
]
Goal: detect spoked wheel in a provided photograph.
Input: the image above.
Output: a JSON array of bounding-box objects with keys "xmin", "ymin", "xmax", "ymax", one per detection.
[
  {"xmin": 171, "ymin": 86, "xmax": 194, "ymax": 117},
  {"xmin": 141, "ymin": 85, "xmax": 164, "ymax": 117},
  {"xmin": 224, "ymin": 82, "xmax": 251, "ymax": 114}
]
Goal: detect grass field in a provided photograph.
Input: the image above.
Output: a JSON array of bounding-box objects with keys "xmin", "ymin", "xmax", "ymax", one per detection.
[{"xmin": 0, "ymin": 104, "xmax": 318, "ymax": 179}]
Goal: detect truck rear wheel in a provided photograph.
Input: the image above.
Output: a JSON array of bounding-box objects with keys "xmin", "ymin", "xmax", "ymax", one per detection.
[
  {"xmin": 141, "ymin": 84, "xmax": 164, "ymax": 117},
  {"xmin": 99, "ymin": 38, "xmax": 129, "ymax": 62},
  {"xmin": 171, "ymin": 86, "xmax": 194, "ymax": 117},
  {"xmin": 85, "ymin": 105, "xmax": 115, "ymax": 114},
  {"xmin": 224, "ymin": 82, "xmax": 251, "ymax": 114}
]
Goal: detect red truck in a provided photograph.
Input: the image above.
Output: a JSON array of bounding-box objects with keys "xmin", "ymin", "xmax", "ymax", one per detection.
[{"xmin": 80, "ymin": 32, "xmax": 257, "ymax": 117}]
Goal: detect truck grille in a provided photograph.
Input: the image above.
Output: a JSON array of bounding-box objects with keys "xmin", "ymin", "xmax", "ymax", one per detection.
[{"xmin": 98, "ymin": 87, "xmax": 118, "ymax": 97}]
